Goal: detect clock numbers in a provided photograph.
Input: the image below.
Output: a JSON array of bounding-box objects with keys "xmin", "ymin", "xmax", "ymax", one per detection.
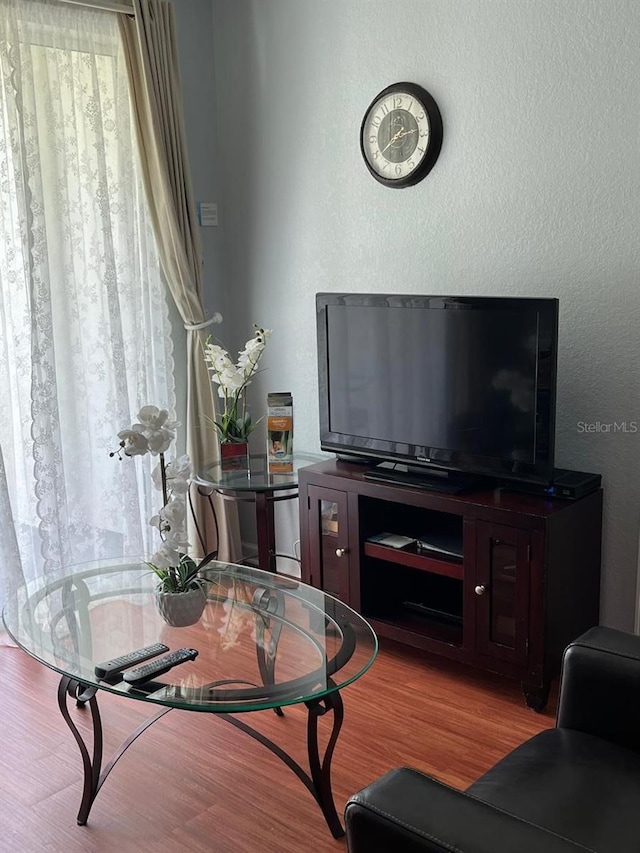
[{"xmin": 361, "ymin": 83, "xmax": 442, "ymax": 186}]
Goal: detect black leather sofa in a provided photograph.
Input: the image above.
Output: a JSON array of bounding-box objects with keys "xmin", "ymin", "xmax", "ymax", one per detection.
[{"xmin": 345, "ymin": 626, "xmax": 640, "ymax": 852}]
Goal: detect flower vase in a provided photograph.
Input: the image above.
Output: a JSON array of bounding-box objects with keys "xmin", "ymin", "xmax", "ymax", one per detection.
[
  {"xmin": 155, "ymin": 586, "xmax": 207, "ymax": 627},
  {"xmin": 220, "ymin": 440, "xmax": 249, "ymax": 472}
]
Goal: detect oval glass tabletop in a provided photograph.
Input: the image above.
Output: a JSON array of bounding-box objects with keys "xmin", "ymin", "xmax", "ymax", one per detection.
[
  {"xmin": 2, "ymin": 558, "xmax": 378, "ymax": 713},
  {"xmin": 194, "ymin": 451, "xmax": 327, "ymax": 492}
]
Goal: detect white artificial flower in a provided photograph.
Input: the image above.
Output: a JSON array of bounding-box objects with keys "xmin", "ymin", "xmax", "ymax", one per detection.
[
  {"xmin": 145, "ymin": 427, "xmax": 174, "ymax": 455},
  {"xmin": 219, "ymin": 367, "xmax": 245, "ymax": 393},
  {"xmin": 115, "ymin": 405, "xmax": 196, "ymax": 574},
  {"xmin": 129, "ymin": 405, "xmax": 180, "ymax": 455},
  {"xmin": 164, "ymin": 528, "xmax": 190, "ymax": 550},
  {"xmin": 206, "ymin": 347, "xmax": 233, "ymax": 373},
  {"xmin": 118, "ymin": 428, "xmax": 149, "ymax": 456},
  {"xmin": 151, "ymin": 458, "xmax": 191, "ymax": 493},
  {"xmin": 167, "ymin": 477, "xmax": 189, "ymax": 495},
  {"xmin": 202, "ymin": 326, "xmax": 271, "ymax": 443},
  {"xmin": 252, "ymin": 326, "xmax": 271, "ymax": 342},
  {"xmin": 167, "ymin": 454, "xmax": 191, "ymax": 478},
  {"xmin": 137, "ymin": 405, "xmax": 179, "ymax": 433},
  {"xmin": 149, "ymin": 521, "xmax": 190, "ymax": 566},
  {"xmin": 150, "ymin": 461, "xmax": 162, "ymax": 492},
  {"xmin": 160, "ymin": 498, "xmax": 186, "ymax": 527},
  {"xmin": 150, "ymin": 542, "xmax": 182, "ymax": 570},
  {"xmin": 161, "ymin": 455, "xmax": 192, "ymax": 494}
]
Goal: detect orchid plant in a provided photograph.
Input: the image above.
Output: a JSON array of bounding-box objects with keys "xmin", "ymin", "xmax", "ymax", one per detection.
[
  {"xmin": 203, "ymin": 325, "xmax": 271, "ymax": 443},
  {"xmin": 113, "ymin": 405, "xmax": 205, "ymax": 594}
]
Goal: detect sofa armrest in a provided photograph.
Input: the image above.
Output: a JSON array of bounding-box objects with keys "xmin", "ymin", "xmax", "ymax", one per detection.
[
  {"xmin": 345, "ymin": 768, "xmax": 593, "ymax": 853},
  {"xmin": 557, "ymin": 626, "xmax": 640, "ymax": 752}
]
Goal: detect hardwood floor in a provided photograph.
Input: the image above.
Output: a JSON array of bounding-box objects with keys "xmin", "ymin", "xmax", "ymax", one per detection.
[{"xmin": 0, "ymin": 635, "xmax": 556, "ymax": 852}]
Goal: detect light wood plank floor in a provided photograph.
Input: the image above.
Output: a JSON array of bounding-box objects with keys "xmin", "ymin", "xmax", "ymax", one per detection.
[{"xmin": 0, "ymin": 636, "xmax": 555, "ymax": 852}]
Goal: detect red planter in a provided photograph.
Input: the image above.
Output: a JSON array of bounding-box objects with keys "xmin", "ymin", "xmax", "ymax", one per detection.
[{"xmin": 220, "ymin": 441, "xmax": 249, "ymax": 472}]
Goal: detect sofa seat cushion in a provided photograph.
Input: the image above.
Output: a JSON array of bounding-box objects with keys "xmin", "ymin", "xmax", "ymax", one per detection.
[{"xmin": 467, "ymin": 728, "xmax": 640, "ymax": 853}]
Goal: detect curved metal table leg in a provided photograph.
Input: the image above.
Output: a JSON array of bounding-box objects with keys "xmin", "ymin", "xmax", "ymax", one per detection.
[
  {"xmin": 58, "ymin": 673, "xmax": 345, "ymax": 837},
  {"xmin": 219, "ymin": 684, "xmax": 345, "ymax": 838},
  {"xmin": 58, "ymin": 676, "xmax": 171, "ymax": 825},
  {"xmin": 58, "ymin": 676, "xmax": 103, "ymax": 825},
  {"xmin": 306, "ymin": 688, "xmax": 345, "ymax": 838}
]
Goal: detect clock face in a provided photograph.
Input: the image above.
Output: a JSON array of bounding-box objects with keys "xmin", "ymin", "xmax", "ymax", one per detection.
[{"xmin": 360, "ymin": 83, "xmax": 442, "ymax": 188}]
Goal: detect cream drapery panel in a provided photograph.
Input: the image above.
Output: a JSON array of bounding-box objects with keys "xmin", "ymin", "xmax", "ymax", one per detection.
[{"xmin": 118, "ymin": 0, "xmax": 240, "ymax": 561}]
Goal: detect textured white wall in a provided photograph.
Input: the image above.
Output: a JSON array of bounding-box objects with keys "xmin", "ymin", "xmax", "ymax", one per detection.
[{"xmin": 198, "ymin": 0, "xmax": 640, "ymax": 628}]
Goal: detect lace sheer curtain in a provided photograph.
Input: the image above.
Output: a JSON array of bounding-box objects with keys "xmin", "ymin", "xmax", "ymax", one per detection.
[{"xmin": 0, "ymin": 0, "xmax": 175, "ymax": 621}]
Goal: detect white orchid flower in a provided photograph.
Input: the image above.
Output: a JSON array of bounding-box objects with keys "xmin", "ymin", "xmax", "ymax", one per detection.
[
  {"xmin": 204, "ymin": 344, "xmax": 233, "ymax": 375},
  {"xmin": 115, "ymin": 404, "xmax": 195, "ymax": 580},
  {"xmin": 160, "ymin": 498, "xmax": 186, "ymax": 527},
  {"xmin": 118, "ymin": 428, "xmax": 149, "ymax": 456},
  {"xmin": 203, "ymin": 325, "xmax": 271, "ymax": 443},
  {"xmin": 165, "ymin": 454, "xmax": 191, "ymax": 480},
  {"xmin": 150, "ymin": 542, "xmax": 183, "ymax": 570},
  {"xmin": 129, "ymin": 406, "xmax": 179, "ymax": 454},
  {"xmin": 153, "ymin": 455, "xmax": 191, "ymax": 494},
  {"xmin": 145, "ymin": 427, "xmax": 174, "ymax": 455},
  {"xmin": 137, "ymin": 405, "xmax": 180, "ymax": 433}
]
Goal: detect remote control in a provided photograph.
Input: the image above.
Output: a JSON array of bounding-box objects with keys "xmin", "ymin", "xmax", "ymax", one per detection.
[
  {"xmin": 94, "ymin": 643, "xmax": 169, "ymax": 680},
  {"xmin": 122, "ymin": 648, "xmax": 199, "ymax": 684}
]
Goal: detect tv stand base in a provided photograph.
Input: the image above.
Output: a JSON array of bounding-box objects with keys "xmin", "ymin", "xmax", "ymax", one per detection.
[
  {"xmin": 335, "ymin": 453, "xmax": 376, "ymax": 465},
  {"xmin": 363, "ymin": 465, "xmax": 493, "ymax": 495},
  {"xmin": 298, "ymin": 458, "xmax": 603, "ymax": 713}
]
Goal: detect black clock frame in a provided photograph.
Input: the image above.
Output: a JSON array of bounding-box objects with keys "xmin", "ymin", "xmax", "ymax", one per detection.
[{"xmin": 360, "ymin": 82, "xmax": 443, "ymax": 189}]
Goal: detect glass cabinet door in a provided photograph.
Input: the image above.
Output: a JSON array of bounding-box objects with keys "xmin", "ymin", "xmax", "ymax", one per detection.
[
  {"xmin": 475, "ymin": 521, "xmax": 530, "ymax": 666},
  {"xmin": 306, "ymin": 486, "xmax": 350, "ymax": 603}
]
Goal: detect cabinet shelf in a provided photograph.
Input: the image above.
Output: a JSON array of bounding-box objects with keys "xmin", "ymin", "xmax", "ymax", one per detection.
[{"xmin": 363, "ymin": 541, "xmax": 463, "ymax": 580}]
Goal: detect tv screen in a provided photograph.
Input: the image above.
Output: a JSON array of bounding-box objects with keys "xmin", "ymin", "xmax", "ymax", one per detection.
[{"xmin": 317, "ymin": 294, "xmax": 559, "ymax": 484}]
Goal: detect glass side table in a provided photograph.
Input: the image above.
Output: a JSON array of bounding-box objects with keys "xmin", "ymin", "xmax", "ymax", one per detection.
[{"xmin": 192, "ymin": 452, "xmax": 327, "ymax": 573}]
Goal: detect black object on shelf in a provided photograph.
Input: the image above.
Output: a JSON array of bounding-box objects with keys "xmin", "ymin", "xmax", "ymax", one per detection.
[
  {"xmin": 416, "ymin": 530, "xmax": 463, "ymax": 559},
  {"xmin": 402, "ymin": 600, "xmax": 463, "ymax": 626}
]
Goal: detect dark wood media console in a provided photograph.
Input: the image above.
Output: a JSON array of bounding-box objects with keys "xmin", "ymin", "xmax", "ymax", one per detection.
[{"xmin": 298, "ymin": 459, "xmax": 603, "ymax": 710}]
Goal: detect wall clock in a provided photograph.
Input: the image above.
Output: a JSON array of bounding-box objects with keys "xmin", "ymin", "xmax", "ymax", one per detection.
[{"xmin": 360, "ymin": 82, "xmax": 443, "ymax": 188}]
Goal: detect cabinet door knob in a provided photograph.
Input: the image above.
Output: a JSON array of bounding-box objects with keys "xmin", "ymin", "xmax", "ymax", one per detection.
[
  {"xmin": 335, "ymin": 547, "xmax": 347, "ymax": 558},
  {"xmin": 474, "ymin": 584, "xmax": 486, "ymax": 596}
]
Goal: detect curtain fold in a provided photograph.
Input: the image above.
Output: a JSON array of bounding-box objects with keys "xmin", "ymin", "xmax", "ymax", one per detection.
[
  {"xmin": 0, "ymin": 444, "xmax": 23, "ymax": 638},
  {"xmin": 0, "ymin": 0, "xmax": 176, "ymax": 619},
  {"xmin": 118, "ymin": 0, "xmax": 239, "ymax": 562}
]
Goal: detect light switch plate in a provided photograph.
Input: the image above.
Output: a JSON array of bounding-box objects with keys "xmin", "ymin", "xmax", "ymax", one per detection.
[{"xmin": 198, "ymin": 202, "xmax": 218, "ymax": 227}]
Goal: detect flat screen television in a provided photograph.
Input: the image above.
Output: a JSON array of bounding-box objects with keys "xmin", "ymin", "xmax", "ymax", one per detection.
[{"xmin": 316, "ymin": 293, "xmax": 559, "ymax": 488}]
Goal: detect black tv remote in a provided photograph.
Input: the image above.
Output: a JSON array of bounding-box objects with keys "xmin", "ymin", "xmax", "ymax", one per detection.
[
  {"xmin": 94, "ymin": 642, "xmax": 169, "ymax": 680},
  {"xmin": 122, "ymin": 648, "xmax": 199, "ymax": 684}
]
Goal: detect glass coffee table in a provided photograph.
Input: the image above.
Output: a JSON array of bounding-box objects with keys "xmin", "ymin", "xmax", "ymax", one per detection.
[{"xmin": 2, "ymin": 558, "xmax": 377, "ymax": 838}]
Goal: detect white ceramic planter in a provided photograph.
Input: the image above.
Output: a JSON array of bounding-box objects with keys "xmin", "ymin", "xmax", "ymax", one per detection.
[{"xmin": 155, "ymin": 586, "xmax": 207, "ymax": 627}]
